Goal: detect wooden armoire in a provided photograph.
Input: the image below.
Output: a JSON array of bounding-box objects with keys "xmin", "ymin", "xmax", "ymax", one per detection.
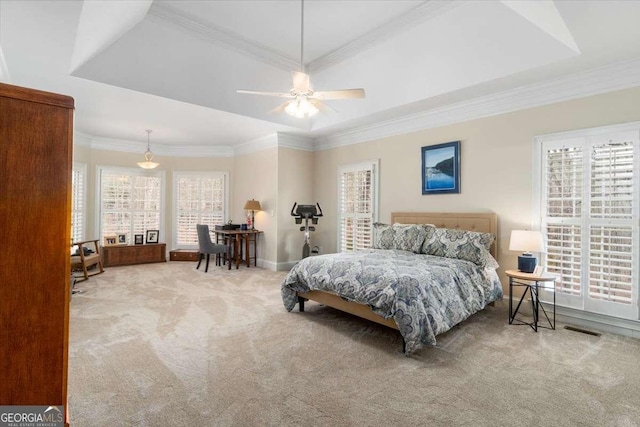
[{"xmin": 0, "ymin": 82, "xmax": 74, "ymax": 424}]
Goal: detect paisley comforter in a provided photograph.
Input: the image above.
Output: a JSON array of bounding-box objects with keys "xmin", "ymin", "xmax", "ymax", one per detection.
[{"xmin": 281, "ymin": 249, "xmax": 502, "ymax": 353}]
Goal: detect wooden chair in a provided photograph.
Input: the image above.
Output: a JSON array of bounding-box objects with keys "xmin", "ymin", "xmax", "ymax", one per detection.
[{"xmin": 71, "ymin": 239, "xmax": 104, "ymax": 282}]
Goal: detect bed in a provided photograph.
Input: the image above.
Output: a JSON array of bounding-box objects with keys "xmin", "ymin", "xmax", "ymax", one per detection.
[{"xmin": 281, "ymin": 212, "xmax": 502, "ymax": 354}]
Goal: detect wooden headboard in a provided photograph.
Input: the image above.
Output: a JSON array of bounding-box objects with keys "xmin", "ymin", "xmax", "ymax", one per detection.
[{"xmin": 391, "ymin": 212, "xmax": 498, "ymax": 258}]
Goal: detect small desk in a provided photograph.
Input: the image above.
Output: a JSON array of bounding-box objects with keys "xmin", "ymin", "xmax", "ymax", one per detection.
[
  {"xmin": 506, "ymin": 269, "xmax": 557, "ymax": 332},
  {"xmin": 213, "ymin": 229, "xmax": 261, "ymax": 269}
]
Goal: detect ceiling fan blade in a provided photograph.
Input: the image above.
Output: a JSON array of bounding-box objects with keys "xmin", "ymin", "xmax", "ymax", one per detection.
[
  {"xmin": 313, "ymin": 89, "xmax": 365, "ymax": 100},
  {"xmin": 268, "ymin": 101, "xmax": 291, "ymax": 115},
  {"xmin": 292, "ymin": 71, "xmax": 310, "ymax": 91},
  {"xmin": 312, "ymin": 100, "xmax": 336, "ymax": 113},
  {"xmin": 237, "ymin": 90, "xmax": 293, "ymax": 98}
]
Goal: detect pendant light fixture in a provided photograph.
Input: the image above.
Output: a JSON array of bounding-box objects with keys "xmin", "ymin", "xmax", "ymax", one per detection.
[{"xmin": 137, "ymin": 129, "xmax": 159, "ymax": 169}]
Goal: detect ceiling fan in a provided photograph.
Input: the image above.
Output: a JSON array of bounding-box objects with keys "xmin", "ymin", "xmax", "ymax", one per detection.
[{"xmin": 237, "ymin": 0, "xmax": 365, "ymax": 118}]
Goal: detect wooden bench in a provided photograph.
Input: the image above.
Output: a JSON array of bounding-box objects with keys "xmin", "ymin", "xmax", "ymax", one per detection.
[{"xmin": 102, "ymin": 243, "xmax": 166, "ymax": 267}]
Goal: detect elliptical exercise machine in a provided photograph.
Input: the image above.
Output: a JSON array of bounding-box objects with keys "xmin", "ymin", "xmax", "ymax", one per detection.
[{"xmin": 290, "ymin": 202, "xmax": 323, "ymax": 259}]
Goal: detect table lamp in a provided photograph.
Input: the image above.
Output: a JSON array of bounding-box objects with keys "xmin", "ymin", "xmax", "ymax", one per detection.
[
  {"xmin": 509, "ymin": 230, "xmax": 544, "ymax": 273},
  {"xmin": 243, "ymin": 199, "xmax": 262, "ymax": 230}
]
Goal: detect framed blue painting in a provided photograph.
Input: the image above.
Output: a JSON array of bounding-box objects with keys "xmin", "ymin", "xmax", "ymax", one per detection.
[{"xmin": 421, "ymin": 141, "xmax": 460, "ymax": 195}]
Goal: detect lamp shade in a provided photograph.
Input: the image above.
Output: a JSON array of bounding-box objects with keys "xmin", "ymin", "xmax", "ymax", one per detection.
[
  {"xmin": 243, "ymin": 199, "xmax": 262, "ymax": 211},
  {"xmin": 509, "ymin": 230, "xmax": 544, "ymax": 253}
]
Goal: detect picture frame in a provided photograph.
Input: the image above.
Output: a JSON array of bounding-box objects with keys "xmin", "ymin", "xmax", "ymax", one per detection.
[
  {"xmin": 134, "ymin": 234, "xmax": 144, "ymax": 245},
  {"xmin": 146, "ymin": 230, "xmax": 159, "ymax": 244},
  {"xmin": 103, "ymin": 235, "xmax": 117, "ymax": 246},
  {"xmin": 421, "ymin": 141, "xmax": 460, "ymax": 195},
  {"xmin": 117, "ymin": 234, "xmax": 127, "ymax": 245}
]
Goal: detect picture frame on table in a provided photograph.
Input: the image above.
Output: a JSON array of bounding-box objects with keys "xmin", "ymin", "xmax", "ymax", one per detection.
[
  {"xmin": 134, "ymin": 234, "xmax": 144, "ymax": 245},
  {"xmin": 146, "ymin": 230, "xmax": 159, "ymax": 244},
  {"xmin": 103, "ymin": 235, "xmax": 117, "ymax": 246},
  {"xmin": 421, "ymin": 141, "xmax": 460, "ymax": 195},
  {"xmin": 117, "ymin": 234, "xmax": 127, "ymax": 245}
]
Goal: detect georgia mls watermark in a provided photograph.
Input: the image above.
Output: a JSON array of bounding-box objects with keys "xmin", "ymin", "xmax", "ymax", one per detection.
[{"xmin": 0, "ymin": 406, "xmax": 64, "ymax": 427}]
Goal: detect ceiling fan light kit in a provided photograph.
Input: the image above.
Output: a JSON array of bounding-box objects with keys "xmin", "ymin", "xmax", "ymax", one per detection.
[
  {"xmin": 237, "ymin": 0, "xmax": 364, "ymax": 118},
  {"xmin": 285, "ymin": 95, "xmax": 319, "ymax": 118}
]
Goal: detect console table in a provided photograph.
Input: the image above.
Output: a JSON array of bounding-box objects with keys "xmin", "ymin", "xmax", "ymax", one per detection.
[
  {"xmin": 213, "ymin": 230, "xmax": 261, "ymax": 269},
  {"xmin": 103, "ymin": 243, "xmax": 167, "ymax": 267}
]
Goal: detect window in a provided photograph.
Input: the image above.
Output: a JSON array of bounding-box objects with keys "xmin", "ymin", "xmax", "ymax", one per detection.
[
  {"xmin": 97, "ymin": 167, "xmax": 164, "ymax": 242},
  {"xmin": 71, "ymin": 162, "xmax": 86, "ymax": 243},
  {"xmin": 338, "ymin": 160, "xmax": 378, "ymax": 252},
  {"xmin": 174, "ymin": 172, "xmax": 228, "ymax": 247},
  {"xmin": 535, "ymin": 124, "xmax": 639, "ymax": 320}
]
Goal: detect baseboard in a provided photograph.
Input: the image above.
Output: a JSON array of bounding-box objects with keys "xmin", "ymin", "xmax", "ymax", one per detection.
[
  {"xmin": 254, "ymin": 259, "xmax": 299, "ymax": 271},
  {"xmin": 257, "ymin": 258, "xmax": 277, "ymax": 271},
  {"xmin": 504, "ymin": 294, "xmax": 640, "ymax": 340},
  {"xmin": 276, "ymin": 260, "xmax": 298, "ymax": 271}
]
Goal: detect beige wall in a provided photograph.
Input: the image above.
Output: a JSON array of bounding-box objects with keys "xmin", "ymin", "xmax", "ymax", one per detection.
[
  {"xmin": 73, "ymin": 146, "xmax": 234, "ymax": 251},
  {"xmin": 313, "ymin": 86, "xmax": 640, "ymax": 289},
  {"xmin": 73, "ymin": 85, "xmax": 640, "ymax": 276},
  {"xmin": 233, "ymin": 148, "xmax": 278, "ymax": 267},
  {"xmin": 276, "ymin": 148, "xmax": 314, "ymax": 268},
  {"xmin": 74, "ymin": 143, "xmax": 313, "ymax": 269}
]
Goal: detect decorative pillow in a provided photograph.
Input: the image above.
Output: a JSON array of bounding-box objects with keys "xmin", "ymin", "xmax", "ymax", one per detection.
[
  {"xmin": 372, "ymin": 223, "xmax": 395, "ymax": 249},
  {"xmin": 373, "ymin": 223, "xmax": 435, "ymax": 253},
  {"xmin": 479, "ymin": 249, "xmax": 500, "ymax": 270},
  {"xmin": 392, "ymin": 223, "xmax": 432, "ymax": 253},
  {"xmin": 422, "ymin": 228, "xmax": 496, "ymax": 267}
]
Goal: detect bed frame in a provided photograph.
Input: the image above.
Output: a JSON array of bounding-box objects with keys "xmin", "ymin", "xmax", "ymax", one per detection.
[{"xmin": 296, "ymin": 212, "xmax": 498, "ymax": 351}]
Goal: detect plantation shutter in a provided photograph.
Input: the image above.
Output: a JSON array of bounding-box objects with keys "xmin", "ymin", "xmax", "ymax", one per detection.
[
  {"xmin": 175, "ymin": 172, "xmax": 226, "ymax": 246},
  {"xmin": 543, "ymin": 144, "xmax": 583, "ymax": 296},
  {"xmin": 539, "ymin": 129, "xmax": 639, "ymax": 320},
  {"xmin": 71, "ymin": 163, "xmax": 86, "ymax": 243},
  {"xmin": 338, "ymin": 161, "xmax": 377, "ymax": 252},
  {"xmin": 587, "ymin": 140, "xmax": 636, "ymax": 308},
  {"xmin": 100, "ymin": 168, "xmax": 163, "ymax": 240}
]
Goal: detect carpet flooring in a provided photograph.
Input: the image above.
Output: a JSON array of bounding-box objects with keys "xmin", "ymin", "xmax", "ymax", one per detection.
[{"xmin": 68, "ymin": 262, "xmax": 640, "ymax": 426}]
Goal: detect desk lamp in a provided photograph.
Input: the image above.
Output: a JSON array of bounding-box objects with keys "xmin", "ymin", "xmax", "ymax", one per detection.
[
  {"xmin": 243, "ymin": 199, "xmax": 262, "ymax": 230},
  {"xmin": 509, "ymin": 230, "xmax": 544, "ymax": 273}
]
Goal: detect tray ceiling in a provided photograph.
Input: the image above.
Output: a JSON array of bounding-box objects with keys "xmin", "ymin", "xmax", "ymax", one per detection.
[{"xmin": 1, "ymin": 0, "xmax": 640, "ymax": 150}]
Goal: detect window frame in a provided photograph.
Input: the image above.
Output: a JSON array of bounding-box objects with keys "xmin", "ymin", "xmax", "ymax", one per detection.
[
  {"xmin": 336, "ymin": 159, "xmax": 379, "ymax": 253},
  {"xmin": 172, "ymin": 171, "xmax": 229, "ymax": 249},
  {"xmin": 71, "ymin": 162, "xmax": 87, "ymax": 243},
  {"xmin": 95, "ymin": 165, "xmax": 166, "ymax": 244},
  {"xmin": 533, "ymin": 122, "xmax": 640, "ymax": 320}
]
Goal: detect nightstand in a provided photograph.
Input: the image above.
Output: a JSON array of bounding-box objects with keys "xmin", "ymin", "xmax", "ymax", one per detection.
[{"xmin": 505, "ymin": 269, "xmax": 557, "ymax": 332}]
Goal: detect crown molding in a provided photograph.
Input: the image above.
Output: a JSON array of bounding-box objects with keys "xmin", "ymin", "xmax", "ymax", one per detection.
[
  {"xmin": 307, "ymin": 0, "xmax": 462, "ymax": 74},
  {"xmin": 84, "ymin": 135, "xmax": 150, "ymax": 154},
  {"xmin": 233, "ymin": 134, "xmax": 279, "ymax": 157},
  {"xmin": 276, "ymin": 133, "xmax": 314, "ymax": 151},
  {"xmin": 74, "ymin": 132, "xmax": 235, "ymax": 157},
  {"xmin": 74, "ymin": 131, "xmax": 313, "ymax": 158},
  {"xmin": 74, "ymin": 131, "xmax": 93, "ymax": 147},
  {"xmin": 232, "ymin": 133, "xmax": 314, "ymax": 155},
  {"xmin": 148, "ymin": 3, "xmax": 298, "ymax": 72},
  {"xmin": 156, "ymin": 144, "xmax": 234, "ymax": 158},
  {"xmin": 315, "ymin": 57, "xmax": 640, "ymax": 151}
]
